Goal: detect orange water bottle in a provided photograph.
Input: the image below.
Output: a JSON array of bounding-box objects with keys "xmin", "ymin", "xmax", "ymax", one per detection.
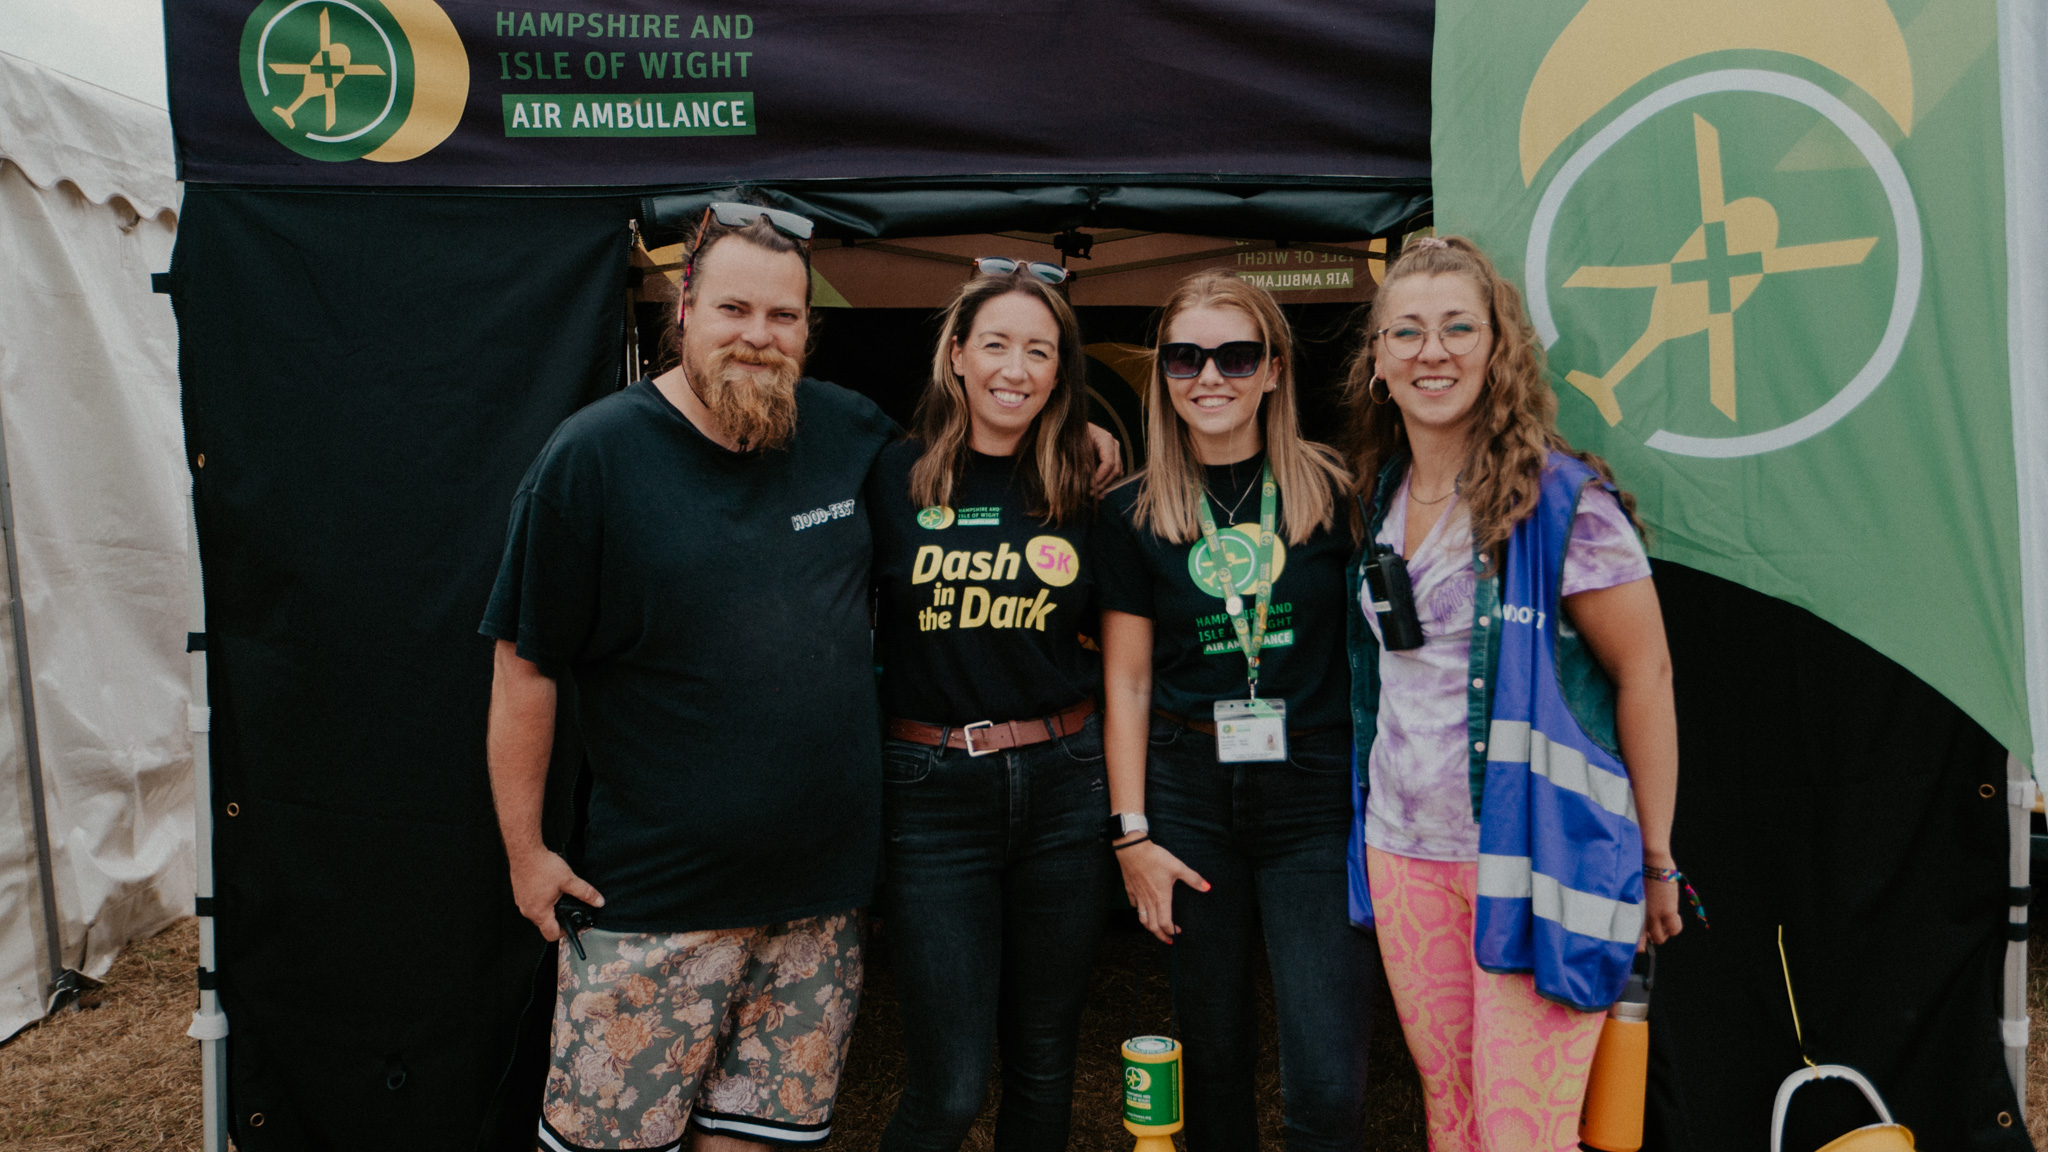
[{"xmin": 1579, "ymin": 951, "xmax": 1652, "ymax": 1152}]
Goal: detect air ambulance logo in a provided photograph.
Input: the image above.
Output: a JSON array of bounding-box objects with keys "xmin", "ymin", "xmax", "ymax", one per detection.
[
  {"xmin": 1523, "ymin": 0, "xmax": 1921, "ymax": 459},
  {"xmin": 239, "ymin": 0, "xmax": 470, "ymax": 163},
  {"xmin": 1187, "ymin": 526, "xmax": 1286, "ymax": 600}
]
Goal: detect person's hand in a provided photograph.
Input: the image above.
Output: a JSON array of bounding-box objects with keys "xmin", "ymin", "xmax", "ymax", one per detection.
[
  {"xmin": 1642, "ymin": 875, "xmax": 1683, "ymax": 947},
  {"xmin": 1117, "ymin": 839, "xmax": 1209, "ymax": 944},
  {"xmin": 509, "ymin": 848, "xmax": 604, "ymax": 941},
  {"xmin": 1085, "ymin": 423, "xmax": 1124, "ymax": 495}
]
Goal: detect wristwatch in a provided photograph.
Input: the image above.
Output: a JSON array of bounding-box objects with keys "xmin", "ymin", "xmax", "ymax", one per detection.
[{"xmin": 1107, "ymin": 813, "xmax": 1149, "ymax": 840}]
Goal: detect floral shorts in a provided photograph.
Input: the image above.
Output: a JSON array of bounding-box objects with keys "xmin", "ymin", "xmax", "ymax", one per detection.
[{"xmin": 538, "ymin": 910, "xmax": 865, "ymax": 1151}]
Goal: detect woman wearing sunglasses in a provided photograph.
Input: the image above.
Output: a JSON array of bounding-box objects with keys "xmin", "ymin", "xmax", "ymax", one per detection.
[
  {"xmin": 1342, "ymin": 237, "xmax": 1684, "ymax": 1151},
  {"xmin": 1095, "ymin": 270, "xmax": 1372, "ymax": 1151},
  {"xmin": 866, "ymin": 258, "xmax": 1113, "ymax": 1152}
]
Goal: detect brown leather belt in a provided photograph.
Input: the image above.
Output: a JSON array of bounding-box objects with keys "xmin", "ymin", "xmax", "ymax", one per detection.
[
  {"xmin": 1153, "ymin": 707, "xmax": 1346, "ymax": 738},
  {"xmin": 887, "ymin": 699, "xmax": 1096, "ymax": 757}
]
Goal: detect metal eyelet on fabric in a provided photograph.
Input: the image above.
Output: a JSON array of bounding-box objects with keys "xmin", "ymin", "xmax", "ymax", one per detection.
[
  {"xmin": 225, "ymin": 802, "xmax": 240, "ymax": 817},
  {"xmin": 196, "ymin": 454, "xmax": 206, "ymax": 468},
  {"xmin": 1998, "ymin": 1112, "xmax": 2013, "ymax": 1128},
  {"xmin": 1980, "ymin": 783, "xmax": 1998, "ymax": 798},
  {"xmin": 249, "ymin": 1113, "xmax": 265, "ymax": 1127}
]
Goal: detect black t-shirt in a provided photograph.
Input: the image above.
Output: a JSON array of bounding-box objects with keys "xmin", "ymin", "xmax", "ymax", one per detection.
[
  {"xmin": 1096, "ymin": 453, "xmax": 1354, "ymax": 731},
  {"xmin": 481, "ymin": 377, "xmax": 898, "ymax": 932},
  {"xmin": 869, "ymin": 440, "xmax": 1102, "ymax": 725}
]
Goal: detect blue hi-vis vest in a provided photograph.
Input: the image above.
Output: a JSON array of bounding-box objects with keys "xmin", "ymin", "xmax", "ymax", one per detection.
[{"xmin": 1344, "ymin": 451, "xmax": 1644, "ymax": 1012}]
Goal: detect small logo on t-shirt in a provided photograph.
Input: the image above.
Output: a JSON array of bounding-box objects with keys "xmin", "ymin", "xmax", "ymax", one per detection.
[
  {"xmin": 916, "ymin": 506, "xmax": 956, "ymax": 530},
  {"xmin": 792, "ymin": 498, "xmax": 857, "ymax": 532},
  {"xmin": 1185, "ymin": 522, "xmax": 1288, "ymax": 598},
  {"xmin": 1025, "ymin": 535, "xmax": 1080, "ymax": 587}
]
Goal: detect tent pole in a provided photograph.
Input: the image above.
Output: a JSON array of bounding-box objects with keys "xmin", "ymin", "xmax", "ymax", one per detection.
[
  {"xmin": 182, "ymin": 488, "xmax": 230, "ymax": 1152},
  {"xmin": 0, "ymin": 388, "xmax": 74, "ymax": 1012},
  {"xmin": 2005, "ymin": 753, "xmax": 2032, "ymax": 1117}
]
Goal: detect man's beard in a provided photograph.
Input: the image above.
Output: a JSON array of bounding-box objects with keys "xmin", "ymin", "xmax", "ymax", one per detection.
[{"xmin": 685, "ymin": 340, "xmax": 802, "ymax": 451}]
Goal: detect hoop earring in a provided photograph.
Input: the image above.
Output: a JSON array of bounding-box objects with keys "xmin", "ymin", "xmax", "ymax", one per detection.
[{"xmin": 1368, "ymin": 375, "xmax": 1392, "ymax": 405}]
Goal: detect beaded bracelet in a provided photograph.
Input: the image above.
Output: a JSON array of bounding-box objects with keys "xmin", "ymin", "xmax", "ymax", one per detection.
[{"xmin": 1644, "ymin": 866, "xmax": 1711, "ymax": 928}]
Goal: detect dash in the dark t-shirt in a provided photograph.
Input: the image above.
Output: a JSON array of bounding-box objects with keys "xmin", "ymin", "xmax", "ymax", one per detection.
[{"xmin": 869, "ymin": 439, "xmax": 1105, "ymax": 726}]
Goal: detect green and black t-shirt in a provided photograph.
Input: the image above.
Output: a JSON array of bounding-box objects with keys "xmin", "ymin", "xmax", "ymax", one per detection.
[
  {"xmin": 868, "ymin": 440, "xmax": 1102, "ymax": 725},
  {"xmin": 1095, "ymin": 453, "xmax": 1354, "ymax": 731},
  {"xmin": 481, "ymin": 377, "xmax": 898, "ymax": 933}
]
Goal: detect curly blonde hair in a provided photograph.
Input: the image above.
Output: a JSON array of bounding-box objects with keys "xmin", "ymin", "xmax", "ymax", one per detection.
[{"xmin": 1340, "ymin": 236, "xmax": 1638, "ymax": 567}]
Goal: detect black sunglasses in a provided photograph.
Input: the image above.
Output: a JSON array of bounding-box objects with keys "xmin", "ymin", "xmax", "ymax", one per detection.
[
  {"xmin": 1158, "ymin": 341, "xmax": 1269, "ymax": 379},
  {"xmin": 974, "ymin": 256, "xmax": 1070, "ymax": 285},
  {"xmin": 703, "ymin": 201, "xmax": 815, "ymax": 241}
]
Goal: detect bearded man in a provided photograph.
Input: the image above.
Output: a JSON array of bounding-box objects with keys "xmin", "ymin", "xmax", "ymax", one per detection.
[{"xmin": 482, "ymin": 204, "xmax": 897, "ymax": 1152}]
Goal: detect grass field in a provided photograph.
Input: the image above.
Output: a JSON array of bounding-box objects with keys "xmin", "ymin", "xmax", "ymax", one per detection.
[{"xmin": 6, "ymin": 916, "xmax": 2043, "ymax": 1150}]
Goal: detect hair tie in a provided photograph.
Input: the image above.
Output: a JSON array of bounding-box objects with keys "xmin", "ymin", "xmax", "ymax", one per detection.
[{"xmin": 1410, "ymin": 236, "xmax": 1451, "ymax": 251}]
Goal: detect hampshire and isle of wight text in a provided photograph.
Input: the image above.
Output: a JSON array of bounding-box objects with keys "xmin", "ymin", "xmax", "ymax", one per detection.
[{"xmin": 494, "ymin": 12, "xmax": 753, "ymax": 40}]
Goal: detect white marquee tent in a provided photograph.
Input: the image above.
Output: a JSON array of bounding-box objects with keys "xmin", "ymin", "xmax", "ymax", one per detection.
[{"xmin": 0, "ymin": 48, "xmax": 193, "ymax": 1040}]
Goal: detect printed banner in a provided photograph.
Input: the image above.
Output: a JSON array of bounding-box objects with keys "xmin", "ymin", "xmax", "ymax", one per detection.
[
  {"xmin": 168, "ymin": 0, "xmax": 1433, "ymax": 186},
  {"xmin": 1432, "ymin": 0, "xmax": 2030, "ymax": 758}
]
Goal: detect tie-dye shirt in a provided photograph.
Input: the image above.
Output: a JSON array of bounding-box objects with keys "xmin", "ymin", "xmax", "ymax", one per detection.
[{"xmin": 1362, "ymin": 474, "xmax": 1650, "ymax": 861}]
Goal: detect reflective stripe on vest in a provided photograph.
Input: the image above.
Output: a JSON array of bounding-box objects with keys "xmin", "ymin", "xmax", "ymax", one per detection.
[{"xmin": 1471, "ymin": 452, "xmax": 1643, "ymax": 1011}]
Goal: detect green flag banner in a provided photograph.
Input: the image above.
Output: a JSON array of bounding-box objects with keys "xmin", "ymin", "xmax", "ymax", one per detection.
[{"xmin": 1433, "ymin": 0, "xmax": 2043, "ymax": 763}]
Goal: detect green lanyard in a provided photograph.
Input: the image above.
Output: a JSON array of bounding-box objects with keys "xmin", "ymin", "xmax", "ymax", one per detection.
[{"xmin": 1194, "ymin": 461, "xmax": 1278, "ymax": 698}]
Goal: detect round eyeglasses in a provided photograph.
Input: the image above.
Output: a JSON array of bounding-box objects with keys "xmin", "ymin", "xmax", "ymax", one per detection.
[{"xmin": 1373, "ymin": 319, "xmax": 1491, "ymax": 360}]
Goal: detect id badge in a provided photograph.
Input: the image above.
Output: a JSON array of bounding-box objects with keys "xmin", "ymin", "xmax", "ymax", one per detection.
[{"xmin": 1214, "ymin": 699, "xmax": 1288, "ymax": 763}]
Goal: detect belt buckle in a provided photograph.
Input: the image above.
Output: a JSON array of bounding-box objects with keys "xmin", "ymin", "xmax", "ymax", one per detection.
[{"xmin": 962, "ymin": 720, "xmax": 997, "ymax": 757}]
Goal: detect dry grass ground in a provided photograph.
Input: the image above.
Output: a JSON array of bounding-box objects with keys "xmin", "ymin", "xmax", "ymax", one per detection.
[
  {"xmin": 0, "ymin": 917, "xmax": 201, "ymax": 1150},
  {"xmin": 2028, "ymin": 934, "xmax": 2048, "ymax": 1147},
  {"xmin": 0, "ymin": 914, "xmax": 1422, "ymax": 1151},
  {"xmin": 36, "ymin": 912, "xmax": 2048, "ymax": 1149}
]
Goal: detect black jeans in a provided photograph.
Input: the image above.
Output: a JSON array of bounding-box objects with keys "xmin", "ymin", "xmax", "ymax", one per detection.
[
  {"xmin": 877, "ymin": 711, "xmax": 1115, "ymax": 1152},
  {"xmin": 1147, "ymin": 716, "xmax": 1378, "ymax": 1152}
]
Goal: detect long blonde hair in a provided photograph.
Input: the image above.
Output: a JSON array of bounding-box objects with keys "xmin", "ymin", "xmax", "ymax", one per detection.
[
  {"xmin": 1128, "ymin": 270, "xmax": 1349, "ymax": 545},
  {"xmin": 1339, "ymin": 235, "xmax": 1638, "ymax": 565},
  {"xmin": 908, "ymin": 271, "xmax": 1092, "ymax": 524}
]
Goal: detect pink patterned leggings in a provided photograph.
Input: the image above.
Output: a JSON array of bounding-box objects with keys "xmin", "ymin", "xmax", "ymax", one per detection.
[{"xmin": 1367, "ymin": 846, "xmax": 1605, "ymax": 1152}]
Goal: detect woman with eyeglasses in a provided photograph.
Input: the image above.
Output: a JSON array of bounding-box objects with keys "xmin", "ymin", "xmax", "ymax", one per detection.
[
  {"xmin": 866, "ymin": 257, "xmax": 1115, "ymax": 1152},
  {"xmin": 1341, "ymin": 236, "xmax": 1684, "ymax": 1152},
  {"xmin": 1094, "ymin": 269, "xmax": 1372, "ymax": 1151}
]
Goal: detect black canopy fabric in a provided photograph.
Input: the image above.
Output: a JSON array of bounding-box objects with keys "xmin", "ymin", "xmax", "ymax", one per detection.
[
  {"xmin": 638, "ymin": 177, "xmax": 1435, "ymax": 246},
  {"xmin": 166, "ymin": 0, "xmax": 1432, "ymax": 187},
  {"xmin": 170, "ymin": 190, "xmax": 626, "ymax": 1150},
  {"xmin": 1644, "ymin": 563, "xmax": 2024, "ymax": 1152}
]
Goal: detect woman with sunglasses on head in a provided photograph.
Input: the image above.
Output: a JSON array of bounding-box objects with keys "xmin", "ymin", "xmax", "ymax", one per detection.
[
  {"xmin": 866, "ymin": 257, "xmax": 1115, "ymax": 1152},
  {"xmin": 1095, "ymin": 269, "xmax": 1372, "ymax": 1151},
  {"xmin": 1341, "ymin": 236, "xmax": 1684, "ymax": 1152}
]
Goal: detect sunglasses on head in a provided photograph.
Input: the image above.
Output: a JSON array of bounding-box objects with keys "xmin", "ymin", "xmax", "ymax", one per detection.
[
  {"xmin": 974, "ymin": 256, "xmax": 1070, "ymax": 285},
  {"xmin": 1158, "ymin": 341, "xmax": 1269, "ymax": 379},
  {"xmin": 702, "ymin": 201, "xmax": 815, "ymax": 241},
  {"xmin": 682, "ymin": 202, "xmax": 818, "ymax": 296}
]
